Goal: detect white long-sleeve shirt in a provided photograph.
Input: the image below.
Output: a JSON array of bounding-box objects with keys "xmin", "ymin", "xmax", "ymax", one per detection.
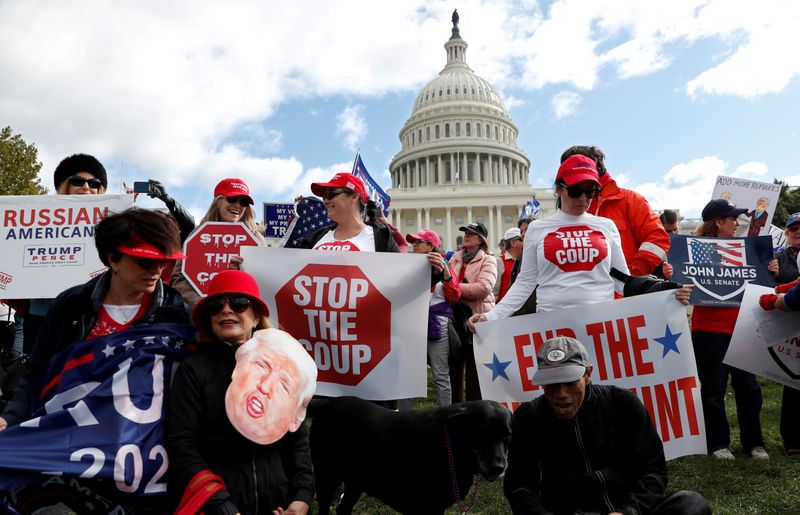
[{"xmin": 485, "ymin": 210, "xmax": 629, "ymax": 319}]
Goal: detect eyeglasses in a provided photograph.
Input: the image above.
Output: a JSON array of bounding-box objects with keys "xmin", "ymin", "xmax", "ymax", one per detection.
[
  {"xmin": 67, "ymin": 176, "xmax": 103, "ymax": 189},
  {"xmin": 134, "ymin": 257, "xmax": 169, "ymax": 270},
  {"xmin": 226, "ymin": 196, "xmax": 252, "ymax": 207},
  {"xmin": 205, "ymin": 295, "xmax": 253, "ymax": 315},
  {"xmin": 559, "ymin": 182, "xmax": 600, "ymax": 199},
  {"xmin": 324, "ymin": 188, "xmax": 352, "ymax": 200}
]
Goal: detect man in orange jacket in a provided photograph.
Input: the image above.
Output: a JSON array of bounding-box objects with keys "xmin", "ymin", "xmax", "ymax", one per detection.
[{"xmin": 560, "ymin": 146, "xmax": 670, "ymax": 276}]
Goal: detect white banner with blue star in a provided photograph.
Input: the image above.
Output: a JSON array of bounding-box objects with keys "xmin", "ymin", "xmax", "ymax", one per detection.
[
  {"xmin": 474, "ymin": 290, "xmax": 706, "ymax": 460},
  {"xmin": 0, "ymin": 323, "xmax": 195, "ymax": 500}
]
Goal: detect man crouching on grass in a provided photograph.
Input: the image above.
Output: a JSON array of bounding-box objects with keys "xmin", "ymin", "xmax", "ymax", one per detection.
[{"xmin": 503, "ymin": 336, "xmax": 711, "ymax": 515}]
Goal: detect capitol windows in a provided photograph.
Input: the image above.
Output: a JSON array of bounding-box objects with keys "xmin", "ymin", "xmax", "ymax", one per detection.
[
  {"xmin": 466, "ymin": 123, "xmax": 471, "ymax": 136},
  {"xmin": 471, "ymin": 88, "xmax": 475, "ymax": 95},
  {"xmin": 418, "ymin": 129, "xmax": 422, "ymax": 143},
  {"xmin": 426, "ymin": 127, "xmax": 431, "ymax": 141},
  {"xmin": 476, "ymin": 123, "xmax": 481, "ymax": 137},
  {"xmin": 476, "ymin": 216, "xmax": 484, "ymax": 224},
  {"xmin": 504, "ymin": 215, "xmax": 513, "ymax": 223},
  {"xmin": 485, "ymin": 124, "xmax": 490, "ymax": 138},
  {"xmin": 447, "ymin": 88, "xmax": 450, "ymax": 95},
  {"xmin": 406, "ymin": 218, "xmax": 415, "ymax": 227},
  {"xmin": 435, "ymin": 125, "xmax": 440, "ymax": 139},
  {"xmin": 445, "ymin": 124, "xmax": 450, "ymax": 137},
  {"xmin": 455, "ymin": 123, "xmax": 460, "ymax": 136},
  {"xmin": 412, "ymin": 132, "xmax": 415, "ymax": 145},
  {"xmin": 455, "ymin": 87, "xmax": 459, "ymax": 94},
  {"xmin": 434, "ymin": 217, "xmax": 443, "ymax": 226},
  {"xmin": 439, "ymin": 89, "xmax": 442, "ymax": 97},
  {"xmin": 455, "ymin": 216, "xmax": 464, "ymax": 224},
  {"xmin": 495, "ymin": 126, "xmax": 499, "ymax": 140}
]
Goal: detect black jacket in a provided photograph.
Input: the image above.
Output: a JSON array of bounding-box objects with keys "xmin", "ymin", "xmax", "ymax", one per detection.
[
  {"xmin": 504, "ymin": 384, "xmax": 668, "ymax": 515},
  {"xmin": 166, "ymin": 343, "xmax": 314, "ymax": 515},
  {"xmin": 298, "ymin": 222, "xmax": 400, "ymax": 252},
  {"xmin": 1, "ymin": 271, "xmax": 190, "ymax": 426}
]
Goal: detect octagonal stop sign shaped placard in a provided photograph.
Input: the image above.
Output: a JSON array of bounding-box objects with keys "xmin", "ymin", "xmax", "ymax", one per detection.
[
  {"xmin": 276, "ymin": 263, "xmax": 391, "ymax": 386},
  {"xmin": 182, "ymin": 222, "xmax": 261, "ymax": 296}
]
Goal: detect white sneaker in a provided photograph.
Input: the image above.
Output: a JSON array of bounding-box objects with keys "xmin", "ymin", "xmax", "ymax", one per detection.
[
  {"xmin": 712, "ymin": 448, "xmax": 735, "ymax": 460},
  {"xmin": 750, "ymin": 446, "xmax": 770, "ymax": 460}
]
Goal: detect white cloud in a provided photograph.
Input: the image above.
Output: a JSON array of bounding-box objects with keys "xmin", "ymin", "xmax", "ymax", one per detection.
[
  {"xmin": 735, "ymin": 161, "xmax": 768, "ymax": 177},
  {"xmin": 502, "ymin": 95, "xmax": 526, "ymax": 110},
  {"xmin": 633, "ymin": 156, "xmax": 727, "ymax": 217},
  {"xmin": 336, "ymin": 105, "xmax": 367, "ymax": 152},
  {"xmin": 551, "ymin": 91, "xmax": 582, "ymax": 119}
]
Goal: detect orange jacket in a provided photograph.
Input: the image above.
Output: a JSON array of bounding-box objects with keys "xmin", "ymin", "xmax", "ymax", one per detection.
[{"xmin": 588, "ymin": 173, "xmax": 670, "ymax": 276}]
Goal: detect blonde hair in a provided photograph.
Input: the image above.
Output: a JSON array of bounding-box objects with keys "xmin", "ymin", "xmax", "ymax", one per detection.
[
  {"xmin": 56, "ymin": 181, "xmax": 106, "ymax": 195},
  {"xmin": 199, "ymin": 195, "xmax": 264, "ymax": 242}
]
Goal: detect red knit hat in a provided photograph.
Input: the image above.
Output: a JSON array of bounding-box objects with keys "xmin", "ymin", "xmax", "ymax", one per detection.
[
  {"xmin": 214, "ymin": 178, "xmax": 254, "ymax": 205},
  {"xmin": 193, "ymin": 270, "xmax": 269, "ymax": 326}
]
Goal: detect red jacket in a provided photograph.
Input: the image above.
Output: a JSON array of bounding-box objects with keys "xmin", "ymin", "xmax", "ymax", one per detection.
[{"xmin": 588, "ymin": 174, "xmax": 670, "ymax": 276}]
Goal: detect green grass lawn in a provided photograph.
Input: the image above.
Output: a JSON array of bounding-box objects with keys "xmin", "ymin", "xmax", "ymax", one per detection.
[{"xmin": 315, "ymin": 375, "xmax": 800, "ymax": 514}]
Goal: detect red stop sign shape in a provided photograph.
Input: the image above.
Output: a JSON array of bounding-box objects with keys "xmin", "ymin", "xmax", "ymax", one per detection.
[
  {"xmin": 275, "ymin": 264, "xmax": 391, "ymax": 386},
  {"xmin": 182, "ymin": 222, "xmax": 261, "ymax": 296},
  {"xmin": 543, "ymin": 225, "xmax": 608, "ymax": 272}
]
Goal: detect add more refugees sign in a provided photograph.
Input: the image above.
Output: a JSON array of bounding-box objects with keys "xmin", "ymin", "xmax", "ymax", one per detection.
[
  {"xmin": 668, "ymin": 235, "xmax": 775, "ymax": 306},
  {"xmin": 0, "ymin": 194, "xmax": 133, "ymax": 298},
  {"xmin": 473, "ymin": 291, "xmax": 706, "ymax": 460}
]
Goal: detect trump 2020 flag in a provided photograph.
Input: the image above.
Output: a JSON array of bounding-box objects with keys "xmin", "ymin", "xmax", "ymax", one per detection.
[
  {"xmin": 0, "ymin": 323, "xmax": 194, "ymax": 499},
  {"xmin": 668, "ymin": 234, "xmax": 775, "ymax": 306}
]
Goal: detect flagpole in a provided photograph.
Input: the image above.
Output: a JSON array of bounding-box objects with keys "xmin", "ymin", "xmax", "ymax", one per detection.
[{"xmin": 351, "ymin": 148, "xmax": 360, "ymax": 174}]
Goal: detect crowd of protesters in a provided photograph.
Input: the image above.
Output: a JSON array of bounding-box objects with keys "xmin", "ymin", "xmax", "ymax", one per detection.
[{"xmin": 0, "ymin": 144, "xmax": 796, "ymax": 514}]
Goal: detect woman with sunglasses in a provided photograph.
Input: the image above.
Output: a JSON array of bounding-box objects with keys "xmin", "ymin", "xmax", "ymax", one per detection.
[
  {"xmin": 297, "ymin": 172, "xmax": 399, "ymax": 252},
  {"xmin": 469, "ymin": 155, "xmax": 691, "ymax": 328},
  {"xmin": 171, "ymin": 177, "xmax": 266, "ymax": 308},
  {"xmin": 0, "ymin": 208, "xmax": 190, "ymax": 431},
  {"xmin": 167, "ymin": 270, "xmax": 313, "ymax": 515}
]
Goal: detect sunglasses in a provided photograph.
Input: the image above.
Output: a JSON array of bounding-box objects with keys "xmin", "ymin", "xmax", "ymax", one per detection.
[
  {"xmin": 134, "ymin": 257, "xmax": 169, "ymax": 270},
  {"xmin": 324, "ymin": 188, "xmax": 352, "ymax": 200},
  {"xmin": 205, "ymin": 295, "xmax": 253, "ymax": 316},
  {"xmin": 67, "ymin": 176, "xmax": 103, "ymax": 189},
  {"xmin": 559, "ymin": 182, "xmax": 600, "ymax": 199},
  {"xmin": 226, "ymin": 196, "xmax": 252, "ymax": 207}
]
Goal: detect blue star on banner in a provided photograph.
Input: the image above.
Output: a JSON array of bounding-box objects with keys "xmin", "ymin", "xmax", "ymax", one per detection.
[
  {"xmin": 654, "ymin": 324, "xmax": 682, "ymax": 357},
  {"xmin": 483, "ymin": 353, "xmax": 512, "ymax": 381}
]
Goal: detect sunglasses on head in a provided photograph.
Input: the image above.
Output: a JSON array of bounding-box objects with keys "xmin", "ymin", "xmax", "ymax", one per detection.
[
  {"xmin": 226, "ymin": 196, "xmax": 252, "ymax": 207},
  {"xmin": 324, "ymin": 188, "xmax": 352, "ymax": 200},
  {"xmin": 559, "ymin": 182, "xmax": 600, "ymax": 199},
  {"xmin": 205, "ymin": 295, "xmax": 253, "ymax": 315},
  {"xmin": 134, "ymin": 257, "xmax": 169, "ymax": 270},
  {"xmin": 67, "ymin": 176, "xmax": 103, "ymax": 189}
]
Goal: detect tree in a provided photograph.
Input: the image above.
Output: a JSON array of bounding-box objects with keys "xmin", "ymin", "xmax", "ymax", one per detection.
[
  {"xmin": 773, "ymin": 179, "xmax": 800, "ymax": 229},
  {"xmin": 0, "ymin": 126, "xmax": 47, "ymax": 195}
]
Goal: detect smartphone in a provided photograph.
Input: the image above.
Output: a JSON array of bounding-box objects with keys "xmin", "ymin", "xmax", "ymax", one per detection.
[{"xmin": 133, "ymin": 181, "xmax": 150, "ymax": 193}]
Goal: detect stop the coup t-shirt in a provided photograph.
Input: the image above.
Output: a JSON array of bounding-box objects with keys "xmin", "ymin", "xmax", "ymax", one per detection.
[{"xmin": 313, "ymin": 226, "xmax": 375, "ymax": 252}]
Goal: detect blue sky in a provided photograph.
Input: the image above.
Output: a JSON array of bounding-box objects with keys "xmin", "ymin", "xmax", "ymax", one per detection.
[{"xmin": 1, "ymin": 0, "xmax": 798, "ymax": 220}]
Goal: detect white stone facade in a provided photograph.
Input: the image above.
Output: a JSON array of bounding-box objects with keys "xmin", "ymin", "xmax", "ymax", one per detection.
[{"xmin": 387, "ymin": 19, "xmax": 555, "ymax": 249}]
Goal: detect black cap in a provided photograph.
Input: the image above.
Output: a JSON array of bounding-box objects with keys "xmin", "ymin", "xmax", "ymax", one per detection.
[
  {"xmin": 53, "ymin": 153, "xmax": 108, "ymax": 191},
  {"xmin": 701, "ymin": 199, "xmax": 747, "ymax": 222},
  {"xmin": 459, "ymin": 222, "xmax": 488, "ymax": 238}
]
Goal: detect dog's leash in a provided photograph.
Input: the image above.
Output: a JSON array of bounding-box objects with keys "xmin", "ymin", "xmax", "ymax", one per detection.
[{"xmin": 443, "ymin": 425, "xmax": 481, "ymax": 513}]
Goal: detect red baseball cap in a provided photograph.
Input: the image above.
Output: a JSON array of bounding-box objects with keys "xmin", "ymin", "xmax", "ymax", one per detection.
[
  {"xmin": 556, "ymin": 155, "xmax": 600, "ymax": 187},
  {"xmin": 311, "ymin": 173, "xmax": 368, "ymax": 203},
  {"xmin": 118, "ymin": 239, "xmax": 185, "ymax": 260},
  {"xmin": 193, "ymin": 270, "xmax": 270, "ymax": 326},
  {"xmin": 214, "ymin": 178, "xmax": 254, "ymax": 205},
  {"xmin": 406, "ymin": 229, "xmax": 441, "ymax": 249}
]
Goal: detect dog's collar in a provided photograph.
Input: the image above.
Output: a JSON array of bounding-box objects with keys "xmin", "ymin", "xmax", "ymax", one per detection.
[{"xmin": 443, "ymin": 425, "xmax": 481, "ymax": 512}]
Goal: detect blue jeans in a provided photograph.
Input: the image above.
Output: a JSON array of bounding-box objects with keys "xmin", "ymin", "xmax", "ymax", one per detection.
[{"xmin": 692, "ymin": 330, "xmax": 764, "ymax": 453}]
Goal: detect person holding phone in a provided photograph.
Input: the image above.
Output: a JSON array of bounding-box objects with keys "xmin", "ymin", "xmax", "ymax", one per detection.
[{"xmin": 133, "ymin": 180, "xmax": 196, "ymax": 243}]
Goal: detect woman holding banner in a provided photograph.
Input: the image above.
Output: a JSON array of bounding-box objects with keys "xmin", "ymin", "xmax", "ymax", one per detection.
[
  {"xmin": 691, "ymin": 199, "xmax": 771, "ymax": 461},
  {"xmin": 167, "ymin": 270, "xmax": 314, "ymax": 515},
  {"xmin": 0, "ymin": 208, "xmax": 189, "ymax": 431},
  {"xmin": 171, "ymin": 177, "xmax": 266, "ymax": 308}
]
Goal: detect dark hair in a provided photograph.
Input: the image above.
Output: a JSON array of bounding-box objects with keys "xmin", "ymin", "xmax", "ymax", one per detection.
[
  {"xmin": 53, "ymin": 153, "xmax": 108, "ymax": 190},
  {"xmin": 560, "ymin": 145, "xmax": 606, "ymax": 176},
  {"xmin": 660, "ymin": 209, "xmax": 679, "ymax": 225},
  {"xmin": 360, "ymin": 199, "xmax": 382, "ymax": 225},
  {"xmin": 518, "ymin": 216, "xmax": 535, "ymax": 228},
  {"xmin": 95, "ymin": 208, "xmax": 181, "ymax": 266}
]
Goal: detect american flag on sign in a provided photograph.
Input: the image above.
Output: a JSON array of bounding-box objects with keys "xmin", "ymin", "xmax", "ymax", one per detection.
[
  {"xmin": 280, "ymin": 197, "xmax": 332, "ymax": 248},
  {"xmin": 688, "ymin": 238, "xmax": 747, "ymax": 267}
]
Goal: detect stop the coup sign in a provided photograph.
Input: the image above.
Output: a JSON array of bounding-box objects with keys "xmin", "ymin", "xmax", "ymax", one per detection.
[{"xmin": 182, "ymin": 222, "xmax": 262, "ymax": 296}]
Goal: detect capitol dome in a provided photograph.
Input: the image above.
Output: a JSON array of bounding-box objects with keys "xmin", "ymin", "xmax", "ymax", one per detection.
[{"xmin": 386, "ymin": 12, "xmax": 542, "ymax": 250}]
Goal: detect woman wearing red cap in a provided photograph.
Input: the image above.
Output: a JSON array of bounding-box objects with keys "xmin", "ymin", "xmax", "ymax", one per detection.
[
  {"xmin": 167, "ymin": 270, "xmax": 314, "ymax": 515},
  {"xmin": 0, "ymin": 208, "xmax": 190, "ymax": 431},
  {"xmin": 299, "ymin": 172, "xmax": 399, "ymax": 252},
  {"xmin": 171, "ymin": 177, "xmax": 266, "ymax": 308}
]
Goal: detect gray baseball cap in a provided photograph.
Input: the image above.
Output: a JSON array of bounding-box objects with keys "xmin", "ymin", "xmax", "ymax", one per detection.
[{"xmin": 532, "ymin": 336, "xmax": 590, "ymax": 386}]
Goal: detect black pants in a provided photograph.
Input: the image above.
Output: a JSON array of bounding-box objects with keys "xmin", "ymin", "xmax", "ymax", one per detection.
[
  {"xmin": 692, "ymin": 330, "xmax": 764, "ymax": 453},
  {"xmin": 781, "ymin": 385, "xmax": 800, "ymax": 450},
  {"xmin": 651, "ymin": 491, "xmax": 712, "ymax": 515}
]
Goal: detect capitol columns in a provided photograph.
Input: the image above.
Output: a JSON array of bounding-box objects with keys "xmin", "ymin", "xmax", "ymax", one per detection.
[
  {"xmin": 488, "ymin": 202, "xmax": 495, "ymax": 246},
  {"xmin": 445, "ymin": 206, "xmax": 452, "ymax": 249},
  {"xmin": 424, "ymin": 206, "xmax": 431, "ymax": 229},
  {"xmin": 416, "ymin": 208, "xmax": 422, "ymax": 229}
]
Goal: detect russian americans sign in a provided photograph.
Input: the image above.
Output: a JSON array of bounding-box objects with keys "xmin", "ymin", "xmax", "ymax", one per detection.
[
  {"xmin": 473, "ymin": 291, "xmax": 706, "ymax": 460},
  {"xmin": 667, "ymin": 234, "xmax": 775, "ymax": 306},
  {"xmin": 242, "ymin": 247, "xmax": 430, "ymax": 399},
  {"xmin": 0, "ymin": 194, "xmax": 133, "ymax": 298}
]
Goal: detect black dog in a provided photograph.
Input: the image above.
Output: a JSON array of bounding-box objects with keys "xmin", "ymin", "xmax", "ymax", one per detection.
[{"xmin": 310, "ymin": 396, "xmax": 512, "ymax": 515}]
